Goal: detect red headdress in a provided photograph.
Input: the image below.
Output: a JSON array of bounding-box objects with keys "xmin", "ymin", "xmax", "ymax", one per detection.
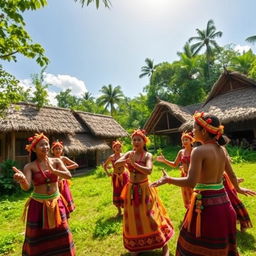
[
  {"xmin": 181, "ymin": 131, "xmax": 195, "ymax": 142},
  {"xmin": 193, "ymin": 112, "xmax": 224, "ymax": 139},
  {"xmin": 51, "ymin": 140, "xmax": 64, "ymax": 150},
  {"xmin": 25, "ymin": 133, "xmax": 49, "ymax": 152},
  {"xmin": 112, "ymin": 140, "xmax": 122, "ymax": 149},
  {"xmin": 131, "ymin": 129, "xmax": 148, "ymax": 144}
]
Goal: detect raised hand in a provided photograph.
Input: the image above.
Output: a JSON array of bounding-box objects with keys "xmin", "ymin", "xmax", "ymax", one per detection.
[
  {"xmin": 150, "ymin": 169, "xmax": 170, "ymax": 187},
  {"xmin": 126, "ymin": 151, "xmax": 135, "ymax": 166},
  {"xmin": 12, "ymin": 167, "xmax": 27, "ymax": 184},
  {"xmin": 155, "ymin": 153, "xmax": 165, "ymax": 163}
]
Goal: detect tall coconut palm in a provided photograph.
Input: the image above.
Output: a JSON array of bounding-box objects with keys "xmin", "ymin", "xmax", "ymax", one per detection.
[
  {"xmin": 97, "ymin": 84, "xmax": 124, "ymax": 115},
  {"xmin": 189, "ymin": 19, "xmax": 223, "ymax": 78},
  {"xmin": 139, "ymin": 58, "xmax": 158, "ymax": 82},
  {"xmin": 246, "ymin": 35, "xmax": 256, "ymax": 44}
]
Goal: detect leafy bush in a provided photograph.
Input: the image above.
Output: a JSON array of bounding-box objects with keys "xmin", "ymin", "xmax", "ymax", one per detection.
[
  {"xmin": 0, "ymin": 159, "xmax": 21, "ymax": 195},
  {"xmin": 226, "ymin": 145, "xmax": 256, "ymax": 164}
]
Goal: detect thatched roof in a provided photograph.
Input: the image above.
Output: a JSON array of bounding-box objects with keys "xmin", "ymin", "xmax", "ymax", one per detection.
[
  {"xmin": 181, "ymin": 71, "xmax": 256, "ymax": 130},
  {"xmin": 74, "ymin": 111, "xmax": 128, "ymax": 138},
  {"xmin": 59, "ymin": 133, "xmax": 110, "ymax": 154},
  {"xmin": 0, "ymin": 103, "xmax": 85, "ymax": 134},
  {"xmin": 144, "ymin": 100, "xmax": 194, "ymax": 133}
]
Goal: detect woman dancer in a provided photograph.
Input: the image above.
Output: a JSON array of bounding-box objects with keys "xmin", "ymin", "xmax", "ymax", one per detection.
[
  {"xmin": 13, "ymin": 133, "xmax": 75, "ymax": 255},
  {"xmin": 51, "ymin": 140, "xmax": 78, "ymax": 213},
  {"xmin": 152, "ymin": 112, "xmax": 255, "ymax": 256},
  {"xmin": 115, "ymin": 129, "xmax": 174, "ymax": 256},
  {"xmin": 156, "ymin": 132, "xmax": 194, "ymax": 208},
  {"xmin": 103, "ymin": 140, "xmax": 129, "ymax": 217}
]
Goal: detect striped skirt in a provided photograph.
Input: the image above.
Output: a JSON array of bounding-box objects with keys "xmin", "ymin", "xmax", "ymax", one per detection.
[
  {"xmin": 59, "ymin": 179, "xmax": 75, "ymax": 213},
  {"xmin": 112, "ymin": 171, "xmax": 129, "ymax": 207},
  {"xmin": 223, "ymin": 173, "xmax": 252, "ymax": 231},
  {"xmin": 176, "ymin": 187, "xmax": 239, "ymax": 256},
  {"xmin": 122, "ymin": 179, "xmax": 174, "ymax": 252},
  {"xmin": 22, "ymin": 192, "xmax": 75, "ymax": 256}
]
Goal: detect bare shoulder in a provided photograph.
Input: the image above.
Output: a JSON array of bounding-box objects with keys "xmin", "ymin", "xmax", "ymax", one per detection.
[
  {"xmin": 191, "ymin": 145, "xmax": 204, "ymax": 155},
  {"xmin": 23, "ymin": 162, "xmax": 33, "ymax": 171}
]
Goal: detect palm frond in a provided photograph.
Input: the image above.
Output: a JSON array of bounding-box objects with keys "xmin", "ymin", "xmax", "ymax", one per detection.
[{"xmin": 246, "ymin": 35, "xmax": 256, "ymax": 44}]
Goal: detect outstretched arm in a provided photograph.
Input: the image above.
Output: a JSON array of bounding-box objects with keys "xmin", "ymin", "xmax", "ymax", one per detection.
[
  {"xmin": 151, "ymin": 148, "xmax": 201, "ymax": 188},
  {"xmin": 155, "ymin": 151, "xmax": 182, "ymax": 168}
]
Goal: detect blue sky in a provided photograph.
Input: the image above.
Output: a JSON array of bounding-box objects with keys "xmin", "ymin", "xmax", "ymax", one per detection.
[{"xmin": 2, "ymin": 0, "xmax": 256, "ymax": 104}]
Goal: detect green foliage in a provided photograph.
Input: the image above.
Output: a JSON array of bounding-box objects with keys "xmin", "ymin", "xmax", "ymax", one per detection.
[
  {"xmin": 31, "ymin": 68, "xmax": 50, "ymax": 108},
  {"xmin": 0, "ymin": 159, "xmax": 21, "ymax": 195},
  {"xmin": 226, "ymin": 145, "xmax": 256, "ymax": 164},
  {"xmin": 0, "ymin": 0, "xmax": 49, "ymax": 66},
  {"xmin": 0, "ymin": 233, "xmax": 21, "ymax": 254},
  {"xmin": 0, "ymin": 65, "xmax": 31, "ymax": 116}
]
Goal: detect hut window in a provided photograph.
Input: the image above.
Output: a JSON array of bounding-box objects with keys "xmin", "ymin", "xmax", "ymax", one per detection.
[{"xmin": 16, "ymin": 139, "xmax": 27, "ymax": 156}]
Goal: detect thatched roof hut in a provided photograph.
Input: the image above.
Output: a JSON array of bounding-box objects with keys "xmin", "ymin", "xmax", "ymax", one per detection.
[
  {"xmin": 144, "ymin": 71, "xmax": 256, "ymax": 145},
  {"xmin": 74, "ymin": 111, "xmax": 128, "ymax": 138},
  {"xmin": 181, "ymin": 71, "xmax": 256, "ymax": 134},
  {"xmin": 0, "ymin": 103, "xmax": 85, "ymax": 134},
  {"xmin": 0, "ymin": 103, "xmax": 127, "ymax": 168}
]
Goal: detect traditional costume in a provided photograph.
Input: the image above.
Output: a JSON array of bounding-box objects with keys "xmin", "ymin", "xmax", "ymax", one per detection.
[
  {"xmin": 111, "ymin": 146, "xmax": 129, "ymax": 208},
  {"xmin": 180, "ymin": 132, "xmax": 194, "ymax": 209},
  {"xmin": 176, "ymin": 113, "xmax": 239, "ymax": 256},
  {"xmin": 22, "ymin": 134, "xmax": 75, "ymax": 256},
  {"xmin": 176, "ymin": 183, "xmax": 239, "ymax": 256},
  {"xmin": 52, "ymin": 140, "xmax": 75, "ymax": 213},
  {"xmin": 122, "ymin": 130, "xmax": 174, "ymax": 252}
]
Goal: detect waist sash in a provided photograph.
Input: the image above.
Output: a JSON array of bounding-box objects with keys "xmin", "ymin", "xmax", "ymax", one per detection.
[
  {"xmin": 183, "ymin": 182, "xmax": 227, "ymax": 238},
  {"xmin": 23, "ymin": 191, "xmax": 67, "ymax": 229}
]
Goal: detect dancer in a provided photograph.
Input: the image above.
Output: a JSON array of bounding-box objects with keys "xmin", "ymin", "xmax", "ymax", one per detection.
[
  {"xmin": 115, "ymin": 129, "xmax": 174, "ymax": 256},
  {"xmin": 156, "ymin": 132, "xmax": 194, "ymax": 208},
  {"xmin": 103, "ymin": 140, "xmax": 129, "ymax": 217},
  {"xmin": 13, "ymin": 133, "xmax": 75, "ymax": 255},
  {"xmin": 51, "ymin": 140, "xmax": 78, "ymax": 213},
  {"xmin": 152, "ymin": 112, "xmax": 255, "ymax": 256}
]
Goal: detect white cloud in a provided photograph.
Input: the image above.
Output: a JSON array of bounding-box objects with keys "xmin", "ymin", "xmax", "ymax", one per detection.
[
  {"xmin": 44, "ymin": 73, "xmax": 87, "ymax": 97},
  {"xmin": 234, "ymin": 44, "xmax": 251, "ymax": 54},
  {"xmin": 18, "ymin": 73, "xmax": 87, "ymax": 106}
]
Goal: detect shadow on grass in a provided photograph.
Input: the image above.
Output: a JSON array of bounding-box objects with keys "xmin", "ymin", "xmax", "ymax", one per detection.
[
  {"xmin": 237, "ymin": 230, "xmax": 256, "ymax": 253},
  {"xmin": 93, "ymin": 215, "xmax": 122, "ymax": 239},
  {"xmin": 121, "ymin": 249, "xmax": 174, "ymax": 256}
]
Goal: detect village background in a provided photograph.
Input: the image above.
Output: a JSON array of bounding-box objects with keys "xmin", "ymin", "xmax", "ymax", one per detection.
[{"xmin": 1, "ymin": 0, "xmax": 256, "ymax": 255}]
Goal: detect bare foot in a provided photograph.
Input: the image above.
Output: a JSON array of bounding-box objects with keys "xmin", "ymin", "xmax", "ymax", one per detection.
[
  {"xmin": 237, "ymin": 178, "xmax": 244, "ymax": 183},
  {"xmin": 162, "ymin": 244, "xmax": 169, "ymax": 256}
]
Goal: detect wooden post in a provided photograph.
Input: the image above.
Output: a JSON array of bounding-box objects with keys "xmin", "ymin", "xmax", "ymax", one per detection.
[
  {"xmin": 153, "ymin": 131, "xmax": 156, "ymax": 153},
  {"xmin": 11, "ymin": 131, "xmax": 16, "ymax": 161}
]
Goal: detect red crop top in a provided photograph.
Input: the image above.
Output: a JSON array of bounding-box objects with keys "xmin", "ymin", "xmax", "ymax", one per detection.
[{"xmin": 32, "ymin": 160, "xmax": 58, "ymax": 186}]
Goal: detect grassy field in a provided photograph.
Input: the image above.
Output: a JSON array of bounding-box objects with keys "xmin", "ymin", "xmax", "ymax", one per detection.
[{"xmin": 1, "ymin": 158, "xmax": 256, "ymax": 255}]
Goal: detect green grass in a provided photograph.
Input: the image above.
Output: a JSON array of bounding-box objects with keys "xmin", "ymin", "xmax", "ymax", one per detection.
[{"xmin": 1, "ymin": 161, "xmax": 256, "ymax": 255}]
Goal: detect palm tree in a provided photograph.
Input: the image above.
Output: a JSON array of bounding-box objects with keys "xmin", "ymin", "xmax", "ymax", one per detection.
[
  {"xmin": 74, "ymin": 0, "xmax": 111, "ymax": 8},
  {"xmin": 177, "ymin": 42, "xmax": 194, "ymax": 58},
  {"xmin": 97, "ymin": 84, "xmax": 124, "ymax": 115},
  {"xmin": 189, "ymin": 19, "xmax": 223, "ymax": 78},
  {"xmin": 139, "ymin": 58, "xmax": 158, "ymax": 82},
  {"xmin": 246, "ymin": 35, "xmax": 256, "ymax": 44}
]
